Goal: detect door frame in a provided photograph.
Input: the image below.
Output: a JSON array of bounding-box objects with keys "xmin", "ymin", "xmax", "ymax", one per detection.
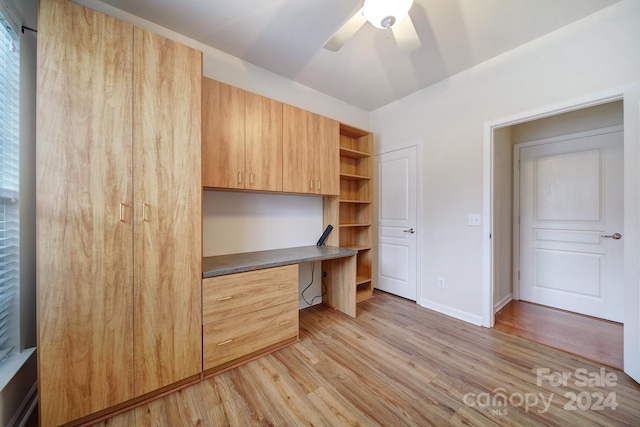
[
  {"xmin": 373, "ymin": 142, "xmax": 423, "ymax": 303},
  {"xmin": 512, "ymin": 125, "xmax": 624, "ymax": 310},
  {"xmin": 482, "ymin": 82, "xmax": 640, "ymax": 329}
]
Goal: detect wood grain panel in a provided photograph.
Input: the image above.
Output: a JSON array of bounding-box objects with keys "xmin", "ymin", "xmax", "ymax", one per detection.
[
  {"xmin": 133, "ymin": 28, "xmax": 202, "ymax": 396},
  {"xmin": 283, "ymin": 105, "xmax": 315, "ymax": 194},
  {"xmin": 203, "ymin": 265, "xmax": 298, "ymax": 324},
  {"xmin": 36, "ymin": 1, "xmax": 134, "ymax": 425},
  {"xmin": 245, "ymin": 92, "xmax": 283, "ymax": 191},
  {"xmin": 202, "ymin": 78, "xmax": 245, "ymax": 189},
  {"xmin": 318, "ymin": 116, "xmax": 340, "ymax": 195},
  {"xmin": 203, "ymin": 300, "xmax": 299, "ymax": 370},
  {"xmin": 322, "ymin": 256, "xmax": 357, "ymax": 317}
]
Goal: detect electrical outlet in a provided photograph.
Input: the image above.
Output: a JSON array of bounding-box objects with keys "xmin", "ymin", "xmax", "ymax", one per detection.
[
  {"xmin": 467, "ymin": 213, "xmax": 481, "ymax": 226},
  {"xmin": 437, "ymin": 276, "xmax": 445, "ymax": 288}
]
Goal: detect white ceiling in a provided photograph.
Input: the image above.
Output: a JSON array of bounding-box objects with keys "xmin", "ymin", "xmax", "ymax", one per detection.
[{"xmin": 97, "ymin": 0, "xmax": 620, "ymax": 111}]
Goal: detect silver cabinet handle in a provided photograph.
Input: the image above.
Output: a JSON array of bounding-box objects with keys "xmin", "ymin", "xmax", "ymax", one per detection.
[
  {"xmin": 403, "ymin": 228, "xmax": 415, "ymax": 234},
  {"xmin": 119, "ymin": 203, "xmax": 127, "ymax": 222},
  {"xmin": 601, "ymin": 233, "xmax": 622, "ymax": 240}
]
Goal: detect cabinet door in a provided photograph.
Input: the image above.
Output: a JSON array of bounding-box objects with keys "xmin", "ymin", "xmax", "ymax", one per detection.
[
  {"xmin": 317, "ymin": 116, "xmax": 340, "ymax": 195},
  {"xmin": 37, "ymin": 1, "xmax": 134, "ymax": 425},
  {"xmin": 245, "ymin": 92, "xmax": 283, "ymax": 191},
  {"xmin": 283, "ymin": 105, "xmax": 316, "ymax": 194},
  {"xmin": 133, "ymin": 28, "xmax": 202, "ymax": 396},
  {"xmin": 202, "ymin": 78, "xmax": 245, "ymax": 189}
]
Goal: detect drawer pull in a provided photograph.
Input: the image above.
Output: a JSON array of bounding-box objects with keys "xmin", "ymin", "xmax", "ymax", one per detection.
[
  {"xmin": 217, "ymin": 339, "xmax": 233, "ymax": 346},
  {"xmin": 216, "ymin": 296, "xmax": 233, "ymax": 302},
  {"xmin": 279, "ymin": 320, "xmax": 292, "ymax": 327},
  {"xmin": 278, "ymin": 284, "xmax": 290, "ymax": 289}
]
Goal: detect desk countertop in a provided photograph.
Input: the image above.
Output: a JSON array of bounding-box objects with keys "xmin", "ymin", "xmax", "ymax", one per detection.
[{"xmin": 202, "ymin": 245, "xmax": 357, "ymax": 278}]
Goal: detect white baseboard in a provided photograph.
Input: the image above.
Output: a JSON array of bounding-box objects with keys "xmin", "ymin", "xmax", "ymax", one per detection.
[
  {"xmin": 494, "ymin": 294, "xmax": 513, "ymax": 313},
  {"xmin": 419, "ymin": 299, "xmax": 483, "ymax": 326}
]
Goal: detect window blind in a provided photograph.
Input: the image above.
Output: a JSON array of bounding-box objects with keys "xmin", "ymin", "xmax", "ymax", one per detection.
[{"xmin": 0, "ymin": 12, "xmax": 20, "ymax": 363}]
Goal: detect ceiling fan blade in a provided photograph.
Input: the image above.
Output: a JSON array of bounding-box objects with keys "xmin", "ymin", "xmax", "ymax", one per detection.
[
  {"xmin": 392, "ymin": 15, "xmax": 421, "ymax": 54},
  {"xmin": 323, "ymin": 7, "xmax": 367, "ymax": 52}
]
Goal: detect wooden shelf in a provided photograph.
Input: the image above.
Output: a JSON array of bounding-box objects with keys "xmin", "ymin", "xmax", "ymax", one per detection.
[
  {"xmin": 340, "ymin": 147, "xmax": 370, "ymax": 160},
  {"xmin": 340, "ymin": 173, "xmax": 371, "ymax": 181},
  {"xmin": 356, "ymin": 275, "xmax": 371, "ymax": 285},
  {"xmin": 324, "ymin": 123, "xmax": 374, "ymax": 315},
  {"xmin": 356, "ymin": 287, "xmax": 374, "ymax": 303},
  {"xmin": 340, "ymin": 199, "xmax": 371, "ymax": 204},
  {"xmin": 341, "ymin": 245, "xmax": 371, "ymax": 252}
]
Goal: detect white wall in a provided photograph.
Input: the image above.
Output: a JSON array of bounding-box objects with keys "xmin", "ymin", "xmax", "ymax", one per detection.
[
  {"xmin": 492, "ymin": 127, "xmax": 513, "ymax": 311},
  {"xmin": 370, "ymin": 0, "xmax": 640, "ymax": 324}
]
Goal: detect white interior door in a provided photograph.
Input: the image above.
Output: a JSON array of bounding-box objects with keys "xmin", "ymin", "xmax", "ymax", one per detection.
[
  {"xmin": 375, "ymin": 146, "xmax": 417, "ymax": 301},
  {"xmin": 518, "ymin": 129, "xmax": 624, "ymax": 322}
]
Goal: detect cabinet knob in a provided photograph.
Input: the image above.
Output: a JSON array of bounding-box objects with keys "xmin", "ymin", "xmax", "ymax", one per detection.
[
  {"xmin": 237, "ymin": 171, "xmax": 243, "ymax": 185},
  {"xmin": 317, "ymin": 180, "xmax": 321, "ymax": 192}
]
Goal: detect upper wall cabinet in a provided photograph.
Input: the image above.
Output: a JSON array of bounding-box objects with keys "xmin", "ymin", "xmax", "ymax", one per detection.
[
  {"xmin": 37, "ymin": 1, "xmax": 202, "ymax": 425},
  {"xmin": 283, "ymin": 105, "xmax": 340, "ymax": 195},
  {"xmin": 203, "ymin": 78, "xmax": 283, "ymax": 191}
]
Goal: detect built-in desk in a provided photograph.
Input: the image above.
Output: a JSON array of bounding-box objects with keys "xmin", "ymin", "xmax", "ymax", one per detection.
[
  {"xmin": 203, "ymin": 245, "xmax": 356, "ymax": 277},
  {"xmin": 203, "ymin": 245, "xmax": 358, "ymax": 317},
  {"xmin": 201, "ymin": 245, "xmax": 358, "ymax": 375}
]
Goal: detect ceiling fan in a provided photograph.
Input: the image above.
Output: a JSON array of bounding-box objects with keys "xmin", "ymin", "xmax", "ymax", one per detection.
[{"xmin": 323, "ymin": 0, "xmax": 421, "ymax": 54}]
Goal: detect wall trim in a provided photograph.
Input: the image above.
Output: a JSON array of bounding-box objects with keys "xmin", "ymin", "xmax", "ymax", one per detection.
[
  {"xmin": 419, "ymin": 298, "xmax": 483, "ymax": 326},
  {"xmin": 494, "ymin": 294, "xmax": 512, "ymax": 313}
]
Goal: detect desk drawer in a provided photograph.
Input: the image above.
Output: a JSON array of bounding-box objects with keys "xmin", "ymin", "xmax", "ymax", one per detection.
[
  {"xmin": 203, "ymin": 300, "xmax": 298, "ymax": 370},
  {"xmin": 203, "ymin": 265, "xmax": 298, "ymax": 324}
]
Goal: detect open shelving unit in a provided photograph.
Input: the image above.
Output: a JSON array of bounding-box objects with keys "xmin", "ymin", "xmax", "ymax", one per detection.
[{"xmin": 337, "ymin": 124, "xmax": 373, "ymax": 303}]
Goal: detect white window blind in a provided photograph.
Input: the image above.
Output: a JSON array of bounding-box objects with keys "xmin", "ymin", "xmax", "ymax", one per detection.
[{"xmin": 0, "ymin": 12, "xmax": 20, "ymax": 363}]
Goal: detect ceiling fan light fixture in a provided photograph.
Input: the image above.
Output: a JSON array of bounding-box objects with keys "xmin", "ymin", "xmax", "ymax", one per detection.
[{"xmin": 363, "ymin": 0, "xmax": 414, "ymax": 29}]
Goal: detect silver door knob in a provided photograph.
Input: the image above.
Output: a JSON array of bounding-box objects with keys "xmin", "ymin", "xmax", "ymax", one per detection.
[
  {"xmin": 403, "ymin": 228, "xmax": 415, "ymax": 234},
  {"xmin": 601, "ymin": 232, "xmax": 622, "ymax": 240}
]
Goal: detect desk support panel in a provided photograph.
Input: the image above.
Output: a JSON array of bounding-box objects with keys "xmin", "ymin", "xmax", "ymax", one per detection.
[{"xmin": 322, "ymin": 255, "xmax": 357, "ymax": 318}]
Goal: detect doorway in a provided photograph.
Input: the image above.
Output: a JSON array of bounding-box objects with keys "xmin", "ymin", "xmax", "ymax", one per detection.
[{"xmin": 489, "ymin": 100, "xmax": 625, "ymax": 365}]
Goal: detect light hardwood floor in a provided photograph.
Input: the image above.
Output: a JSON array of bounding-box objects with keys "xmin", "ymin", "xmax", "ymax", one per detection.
[
  {"xmin": 93, "ymin": 290, "xmax": 640, "ymax": 426},
  {"xmin": 494, "ymin": 300, "xmax": 623, "ymax": 370}
]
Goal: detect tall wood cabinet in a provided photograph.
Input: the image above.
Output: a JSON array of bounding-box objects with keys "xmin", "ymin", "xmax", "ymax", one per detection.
[
  {"xmin": 37, "ymin": 1, "xmax": 202, "ymax": 425},
  {"xmin": 202, "ymin": 78, "xmax": 283, "ymax": 191},
  {"xmin": 283, "ymin": 105, "xmax": 340, "ymax": 195}
]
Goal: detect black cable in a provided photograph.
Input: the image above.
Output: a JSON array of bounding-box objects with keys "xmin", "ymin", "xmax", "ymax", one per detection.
[{"xmin": 301, "ymin": 263, "xmax": 327, "ymax": 306}]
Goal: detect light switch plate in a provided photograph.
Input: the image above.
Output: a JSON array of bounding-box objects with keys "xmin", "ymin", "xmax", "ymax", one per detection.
[{"xmin": 468, "ymin": 213, "xmax": 481, "ymax": 226}]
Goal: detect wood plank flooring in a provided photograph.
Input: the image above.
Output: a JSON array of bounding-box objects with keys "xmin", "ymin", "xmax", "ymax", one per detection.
[
  {"xmin": 494, "ymin": 300, "xmax": 623, "ymax": 370},
  {"xmin": 94, "ymin": 290, "xmax": 640, "ymax": 426}
]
